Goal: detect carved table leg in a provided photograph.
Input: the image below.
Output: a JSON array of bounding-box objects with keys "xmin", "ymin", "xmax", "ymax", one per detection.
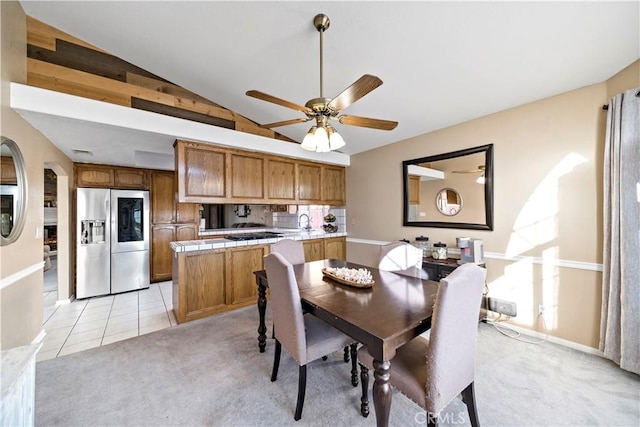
[
  {"xmin": 373, "ymin": 359, "xmax": 392, "ymax": 427},
  {"xmin": 256, "ymin": 277, "xmax": 267, "ymax": 353},
  {"xmin": 360, "ymin": 363, "xmax": 370, "ymax": 417},
  {"xmin": 350, "ymin": 343, "xmax": 359, "ymax": 386}
]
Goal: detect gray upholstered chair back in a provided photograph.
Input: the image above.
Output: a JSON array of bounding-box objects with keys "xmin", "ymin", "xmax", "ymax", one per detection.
[
  {"xmin": 424, "ymin": 263, "xmax": 486, "ymax": 413},
  {"xmin": 263, "ymin": 252, "xmax": 308, "ymax": 364},
  {"xmin": 270, "ymin": 239, "xmax": 305, "ymax": 265},
  {"xmin": 378, "ymin": 241, "xmax": 423, "ymax": 276}
]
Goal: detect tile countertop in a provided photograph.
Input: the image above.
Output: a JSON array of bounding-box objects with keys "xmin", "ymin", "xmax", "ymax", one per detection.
[{"xmin": 170, "ymin": 228, "xmax": 347, "ymax": 253}]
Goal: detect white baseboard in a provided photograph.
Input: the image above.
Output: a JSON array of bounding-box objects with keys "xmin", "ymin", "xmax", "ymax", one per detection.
[
  {"xmin": 55, "ymin": 295, "xmax": 74, "ymax": 306},
  {"xmin": 487, "ymin": 320, "xmax": 603, "ymax": 356}
]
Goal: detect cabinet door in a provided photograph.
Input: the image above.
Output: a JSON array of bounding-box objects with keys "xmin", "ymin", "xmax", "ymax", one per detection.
[
  {"xmin": 303, "ymin": 239, "xmax": 324, "ymax": 262},
  {"xmin": 409, "ymin": 175, "xmax": 420, "ymax": 205},
  {"xmin": 322, "ymin": 166, "xmax": 346, "ymax": 205},
  {"xmin": 177, "ymin": 141, "xmax": 227, "ymax": 200},
  {"xmin": 266, "ymin": 158, "xmax": 296, "ymax": 201},
  {"xmin": 176, "ymin": 203, "xmax": 199, "ymax": 224},
  {"xmin": 114, "ymin": 168, "xmax": 148, "ymax": 189},
  {"xmin": 175, "ymin": 223, "xmax": 197, "ymax": 241},
  {"xmin": 230, "ymin": 153, "xmax": 264, "ymax": 199},
  {"xmin": 324, "ymin": 237, "xmax": 346, "ymax": 261},
  {"xmin": 184, "ymin": 250, "xmax": 227, "ymax": 317},
  {"xmin": 75, "ymin": 164, "xmax": 114, "ymax": 188},
  {"xmin": 151, "ymin": 224, "xmax": 175, "ymax": 282},
  {"xmin": 226, "ymin": 245, "xmax": 267, "ymax": 305},
  {"xmin": 151, "ymin": 171, "xmax": 175, "ymax": 224},
  {"xmin": 298, "ymin": 163, "xmax": 322, "ymax": 202}
]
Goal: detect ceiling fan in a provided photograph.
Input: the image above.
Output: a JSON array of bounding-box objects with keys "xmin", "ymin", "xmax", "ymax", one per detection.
[{"xmin": 246, "ymin": 13, "xmax": 398, "ymax": 152}]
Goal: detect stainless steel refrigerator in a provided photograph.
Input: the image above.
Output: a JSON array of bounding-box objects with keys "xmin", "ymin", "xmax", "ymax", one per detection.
[{"xmin": 76, "ymin": 188, "xmax": 150, "ymax": 299}]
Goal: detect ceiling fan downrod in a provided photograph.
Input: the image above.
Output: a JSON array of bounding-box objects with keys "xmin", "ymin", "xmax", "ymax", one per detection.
[{"xmin": 314, "ymin": 14, "xmax": 330, "ymax": 99}]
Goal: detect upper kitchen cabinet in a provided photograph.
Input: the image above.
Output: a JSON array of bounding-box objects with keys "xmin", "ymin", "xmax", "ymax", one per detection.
[
  {"xmin": 75, "ymin": 164, "xmax": 149, "ymax": 189},
  {"xmin": 175, "ymin": 140, "xmax": 346, "ymax": 205},
  {"xmin": 175, "ymin": 141, "xmax": 227, "ymax": 202},
  {"xmin": 322, "ymin": 165, "xmax": 346, "ymax": 206},
  {"xmin": 229, "ymin": 152, "xmax": 264, "ymax": 200},
  {"xmin": 266, "ymin": 158, "xmax": 297, "ymax": 202}
]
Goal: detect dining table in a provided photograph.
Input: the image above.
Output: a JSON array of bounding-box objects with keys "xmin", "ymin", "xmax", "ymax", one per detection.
[{"xmin": 253, "ymin": 258, "xmax": 439, "ymax": 427}]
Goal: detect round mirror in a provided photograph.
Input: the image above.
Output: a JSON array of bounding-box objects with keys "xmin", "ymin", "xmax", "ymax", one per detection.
[
  {"xmin": 1, "ymin": 137, "xmax": 28, "ymax": 245},
  {"xmin": 435, "ymin": 188, "xmax": 462, "ymax": 216}
]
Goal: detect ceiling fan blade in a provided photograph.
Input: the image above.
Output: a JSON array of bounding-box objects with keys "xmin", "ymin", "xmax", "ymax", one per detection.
[
  {"xmin": 339, "ymin": 114, "xmax": 398, "ymax": 131},
  {"xmin": 327, "ymin": 74, "xmax": 383, "ymax": 111},
  {"xmin": 246, "ymin": 90, "xmax": 311, "ymax": 114},
  {"xmin": 259, "ymin": 118, "xmax": 311, "ymax": 129}
]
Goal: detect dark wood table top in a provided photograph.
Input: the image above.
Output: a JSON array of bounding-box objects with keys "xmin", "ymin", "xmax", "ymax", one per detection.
[{"xmin": 256, "ymin": 259, "xmax": 439, "ymax": 360}]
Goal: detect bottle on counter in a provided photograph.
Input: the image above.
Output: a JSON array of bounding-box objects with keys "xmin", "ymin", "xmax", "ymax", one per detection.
[{"xmin": 431, "ymin": 242, "xmax": 447, "ymax": 260}]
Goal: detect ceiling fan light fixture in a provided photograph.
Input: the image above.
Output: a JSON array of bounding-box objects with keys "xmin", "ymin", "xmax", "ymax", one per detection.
[
  {"xmin": 301, "ymin": 125, "xmax": 331, "ymax": 152},
  {"xmin": 476, "ymin": 175, "xmax": 486, "ymax": 184},
  {"xmin": 327, "ymin": 125, "xmax": 345, "ymax": 150}
]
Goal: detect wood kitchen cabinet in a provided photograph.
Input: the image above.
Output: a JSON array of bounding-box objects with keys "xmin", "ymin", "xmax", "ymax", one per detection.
[
  {"xmin": 174, "ymin": 139, "xmax": 346, "ymax": 205},
  {"xmin": 229, "ymin": 152, "xmax": 264, "ymax": 200},
  {"xmin": 303, "ymin": 239, "xmax": 324, "ymax": 262},
  {"xmin": 150, "ymin": 170, "xmax": 199, "ymax": 282},
  {"xmin": 266, "ymin": 158, "xmax": 296, "ymax": 202},
  {"xmin": 297, "ymin": 163, "xmax": 323, "ymax": 203},
  {"xmin": 75, "ymin": 163, "xmax": 149, "ymax": 189},
  {"xmin": 324, "ymin": 236, "xmax": 346, "ymax": 260},
  {"xmin": 172, "ymin": 244, "xmax": 268, "ymax": 323},
  {"xmin": 322, "ymin": 165, "xmax": 346, "ymax": 205}
]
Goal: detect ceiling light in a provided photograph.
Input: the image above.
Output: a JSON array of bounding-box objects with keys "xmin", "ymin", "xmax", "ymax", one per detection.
[
  {"xmin": 301, "ymin": 121, "xmax": 343, "ymax": 153},
  {"xmin": 476, "ymin": 175, "xmax": 485, "ymax": 184}
]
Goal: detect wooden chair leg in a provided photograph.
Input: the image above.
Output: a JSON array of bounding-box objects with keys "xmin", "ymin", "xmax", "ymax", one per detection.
[
  {"xmin": 350, "ymin": 343, "xmax": 358, "ymax": 386},
  {"xmin": 294, "ymin": 365, "xmax": 307, "ymax": 421},
  {"xmin": 271, "ymin": 339, "xmax": 281, "ymax": 382},
  {"xmin": 359, "ymin": 363, "xmax": 369, "ymax": 417},
  {"xmin": 322, "ymin": 356, "xmax": 328, "ymax": 361},
  {"xmin": 461, "ymin": 382, "xmax": 480, "ymax": 427},
  {"xmin": 343, "ymin": 346, "xmax": 350, "ymax": 362}
]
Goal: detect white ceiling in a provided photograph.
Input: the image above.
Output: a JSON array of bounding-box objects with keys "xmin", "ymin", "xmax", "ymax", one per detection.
[{"xmin": 16, "ymin": 1, "xmax": 640, "ymax": 169}]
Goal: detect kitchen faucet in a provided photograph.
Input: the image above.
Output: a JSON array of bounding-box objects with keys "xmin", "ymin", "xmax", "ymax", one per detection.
[{"xmin": 298, "ymin": 213, "xmax": 312, "ymax": 231}]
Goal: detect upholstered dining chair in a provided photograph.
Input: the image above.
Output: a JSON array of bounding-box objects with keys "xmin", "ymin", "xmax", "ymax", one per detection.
[
  {"xmin": 378, "ymin": 241, "xmax": 423, "ymax": 277},
  {"xmin": 263, "ymin": 252, "xmax": 358, "ymax": 421},
  {"xmin": 357, "ymin": 263, "xmax": 486, "ymax": 427},
  {"xmin": 270, "ymin": 238, "xmax": 353, "ymax": 364},
  {"xmin": 270, "ymin": 238, "xmax": 305, "ymax": 265}
]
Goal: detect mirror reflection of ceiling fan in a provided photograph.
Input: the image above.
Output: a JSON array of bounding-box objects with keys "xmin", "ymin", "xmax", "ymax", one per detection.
[
  {"xmin": 452, "ymin": 165, "xmax": 485, "ymax": 174},
  {"xmin": 246, "ymin": 13, "xmax": 398, "ymax": 152}
]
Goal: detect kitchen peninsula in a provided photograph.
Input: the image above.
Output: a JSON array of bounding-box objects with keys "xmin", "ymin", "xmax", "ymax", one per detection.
[{"xmin": 170, "ymin": 228, "xmax": 347, "ymax": 323}]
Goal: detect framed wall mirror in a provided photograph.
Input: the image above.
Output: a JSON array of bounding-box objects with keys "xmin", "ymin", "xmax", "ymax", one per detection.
[
  {"xmin": 1, "ymin": 137, "xmax": 28, "ymax": 245},
  {"xmin": 402, "ymin": 144, "xmax": 493, "ymax": 230}
]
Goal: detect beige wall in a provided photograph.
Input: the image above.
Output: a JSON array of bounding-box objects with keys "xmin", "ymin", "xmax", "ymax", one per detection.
[
  {"xmin": 0, "ymin": 1, "xmax": 73, "ymax": 350},
  {"xmin": 346, "ymin": 60, "xmax": 639, "ymax": 349}
]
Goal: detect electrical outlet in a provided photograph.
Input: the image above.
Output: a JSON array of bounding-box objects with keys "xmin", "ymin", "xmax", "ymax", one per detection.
[
  {"xmin": 487, "ymin": 297, "xmax": 517, "ymax": 317},
  {"xmin": 538, "ymin": 304, "xmax": 545, "ymax": 315}
]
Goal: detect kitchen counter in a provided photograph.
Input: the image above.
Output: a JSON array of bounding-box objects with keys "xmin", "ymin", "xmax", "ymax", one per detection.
[{"xmin": 170, "ymin": 228, "xmax": 347, "ymax": 253}]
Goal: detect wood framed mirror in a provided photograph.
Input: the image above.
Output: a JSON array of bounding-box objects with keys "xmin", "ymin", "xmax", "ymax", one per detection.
[{"xmin": 402, "ymin": 144, "xmax": 493, "ymax": 230}]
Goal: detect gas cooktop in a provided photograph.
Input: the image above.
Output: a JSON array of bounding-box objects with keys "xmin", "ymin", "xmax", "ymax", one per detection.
[{"xmin": 225, "ymin": 232, "xmax": 284, "ymax": 241}]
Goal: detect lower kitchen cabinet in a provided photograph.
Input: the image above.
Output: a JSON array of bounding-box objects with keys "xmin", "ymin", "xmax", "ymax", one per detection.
[
  {"xmin": 303, "ymin": 236, "xmax": 346, "ymax": 262},
  {"xmin": 172, "ymin": 244, "xmax": 268, "ymax": 323},
  {"xmin": 151, "ymin": 224, "xmax": 197, "ymax": 282}
]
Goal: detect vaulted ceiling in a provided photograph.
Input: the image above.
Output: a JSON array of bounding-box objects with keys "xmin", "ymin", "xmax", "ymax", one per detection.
[{"xmin": 17, "ymin": 1, "xmax": 640, "ymax": 167}]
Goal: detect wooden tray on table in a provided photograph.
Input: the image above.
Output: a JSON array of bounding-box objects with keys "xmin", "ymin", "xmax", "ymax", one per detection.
[{"xmin": 321, "ymin": 267, "xmax": 375, "ymax": 289}]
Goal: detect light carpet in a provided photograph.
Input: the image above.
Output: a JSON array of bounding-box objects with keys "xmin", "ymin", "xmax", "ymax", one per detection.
[{"xmin": 35, "ymin": 306, "xmax": 640, "ymax": 426}]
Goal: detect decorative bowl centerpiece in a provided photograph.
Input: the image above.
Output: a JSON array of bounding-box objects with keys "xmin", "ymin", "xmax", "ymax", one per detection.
[{"xmin": 322, "ymin": 267, "xmax": 374, "ymax": 288}]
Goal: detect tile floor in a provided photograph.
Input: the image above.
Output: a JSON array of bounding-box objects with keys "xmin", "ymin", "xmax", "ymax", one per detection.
[{"xmin": 39, "ymin": 281, "xmax": 176, "ymax": 362}]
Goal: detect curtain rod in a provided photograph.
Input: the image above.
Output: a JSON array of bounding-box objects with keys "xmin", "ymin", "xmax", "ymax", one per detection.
[{"xmin": 603, "ymin": 90, "xmax": 640, "ymax": 110}]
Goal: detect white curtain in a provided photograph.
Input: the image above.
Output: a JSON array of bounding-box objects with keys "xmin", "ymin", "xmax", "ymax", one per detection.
[{"xmin": 599, "ymin": 87, "xmax": 640, "ymax": 375}]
